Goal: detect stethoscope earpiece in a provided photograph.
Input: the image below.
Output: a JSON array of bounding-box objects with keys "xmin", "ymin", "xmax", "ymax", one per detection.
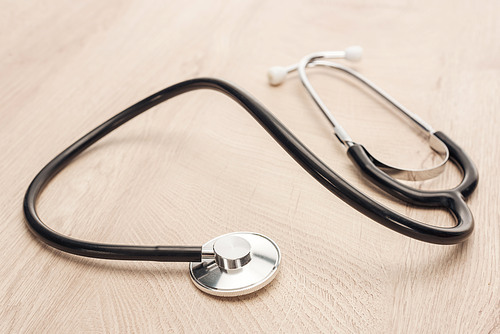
[
  {"xmin": 344, "ymin": 45, "xmax": 363, "ymax": 61},
  {"xmin": 267, "ymin": 45, "xmax": 363, "ymax": 86},
  {"xmin": 267, "ymin": 66, "xmax": 288, "ymax": 86}
]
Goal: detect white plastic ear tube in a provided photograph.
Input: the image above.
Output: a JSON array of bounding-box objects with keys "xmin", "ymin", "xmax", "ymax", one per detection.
[
  {"xmin": 344, "ymin": 45, "xmax": 363, "ymax": 61},
  {"xmin": 267, "ymin": 46, "xmax": 363, "ymax": 86},
  {"xmin": 267, "ymin": 66, "xmax": 288, "ymax": 86}
]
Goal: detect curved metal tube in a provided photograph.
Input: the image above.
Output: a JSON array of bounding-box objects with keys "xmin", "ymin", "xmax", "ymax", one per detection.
[{"xmin": 290, "ymin": 55, "xmax": 450, "ymax": 181}]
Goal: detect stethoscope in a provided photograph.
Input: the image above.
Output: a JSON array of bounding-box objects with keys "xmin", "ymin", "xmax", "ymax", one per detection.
[{"xmin": 24, "ymin": 47, "xmax": 478, "ymax": 297}]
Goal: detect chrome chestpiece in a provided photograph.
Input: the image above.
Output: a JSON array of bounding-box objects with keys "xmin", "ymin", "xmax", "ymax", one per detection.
[{"xmin": 190, "ymin": 232, "xmax": 281, "ymax": 297}]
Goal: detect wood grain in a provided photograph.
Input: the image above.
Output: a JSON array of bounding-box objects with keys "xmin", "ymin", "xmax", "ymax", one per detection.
[{"xmin": 0, "ymin": 0, "xmax": 498, "ymax": 332}]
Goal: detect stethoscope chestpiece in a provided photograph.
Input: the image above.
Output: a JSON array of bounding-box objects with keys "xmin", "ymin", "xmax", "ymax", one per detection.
[{"xmin": 189, "ymin": 232, "xmax": 281, "ymax": 297}]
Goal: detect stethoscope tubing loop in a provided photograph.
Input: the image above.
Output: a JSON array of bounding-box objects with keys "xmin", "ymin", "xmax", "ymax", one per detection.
[{"xmin": 24, "ymin": 77, "xmax": 479, "ymax": 268}]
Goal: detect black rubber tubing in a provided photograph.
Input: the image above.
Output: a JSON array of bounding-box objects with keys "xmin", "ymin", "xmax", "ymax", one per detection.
[
  {"xmin": 346, "ymin": 131, "xmax": 478, "ymax": 244},
  {"xmin": 23, "ymin": 78, "xmax": 479, "ymax": 264}
]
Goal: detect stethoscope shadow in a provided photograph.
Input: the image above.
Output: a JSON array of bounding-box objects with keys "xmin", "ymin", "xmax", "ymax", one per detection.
[{"xmin": 389, "ymin": 238, "xmax": 473, "ymax": 275}]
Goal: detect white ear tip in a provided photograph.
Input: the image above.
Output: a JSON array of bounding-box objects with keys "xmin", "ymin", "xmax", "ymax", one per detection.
[
  {"xmin": 267, "ymin": 66, "xmax": 288, "ymax": 86},
  {"xmin": 345, "ymin": 46, "xmax": 363, "ymax": 62}
]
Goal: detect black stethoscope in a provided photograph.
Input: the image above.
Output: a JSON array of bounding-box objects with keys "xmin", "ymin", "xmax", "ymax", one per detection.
[{"xmin": 24, "ymin": 47, "xmax": 478, "ymax": 297}]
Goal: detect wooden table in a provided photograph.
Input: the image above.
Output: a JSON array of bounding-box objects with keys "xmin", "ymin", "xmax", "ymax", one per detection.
[{"xmin": 1, "ymin": 1, "xmax": 498, "ymax": 332}]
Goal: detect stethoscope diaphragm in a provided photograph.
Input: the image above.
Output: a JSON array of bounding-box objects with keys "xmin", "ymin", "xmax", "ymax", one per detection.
[{"xmin": 189, "ymin": 232, "xmax": 281, "ymax": 297}]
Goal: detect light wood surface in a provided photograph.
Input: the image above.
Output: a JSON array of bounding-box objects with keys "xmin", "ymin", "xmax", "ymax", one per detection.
[{"xmin": 1, "ymin": 1, "xmax": 498, "ymax": 333}]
